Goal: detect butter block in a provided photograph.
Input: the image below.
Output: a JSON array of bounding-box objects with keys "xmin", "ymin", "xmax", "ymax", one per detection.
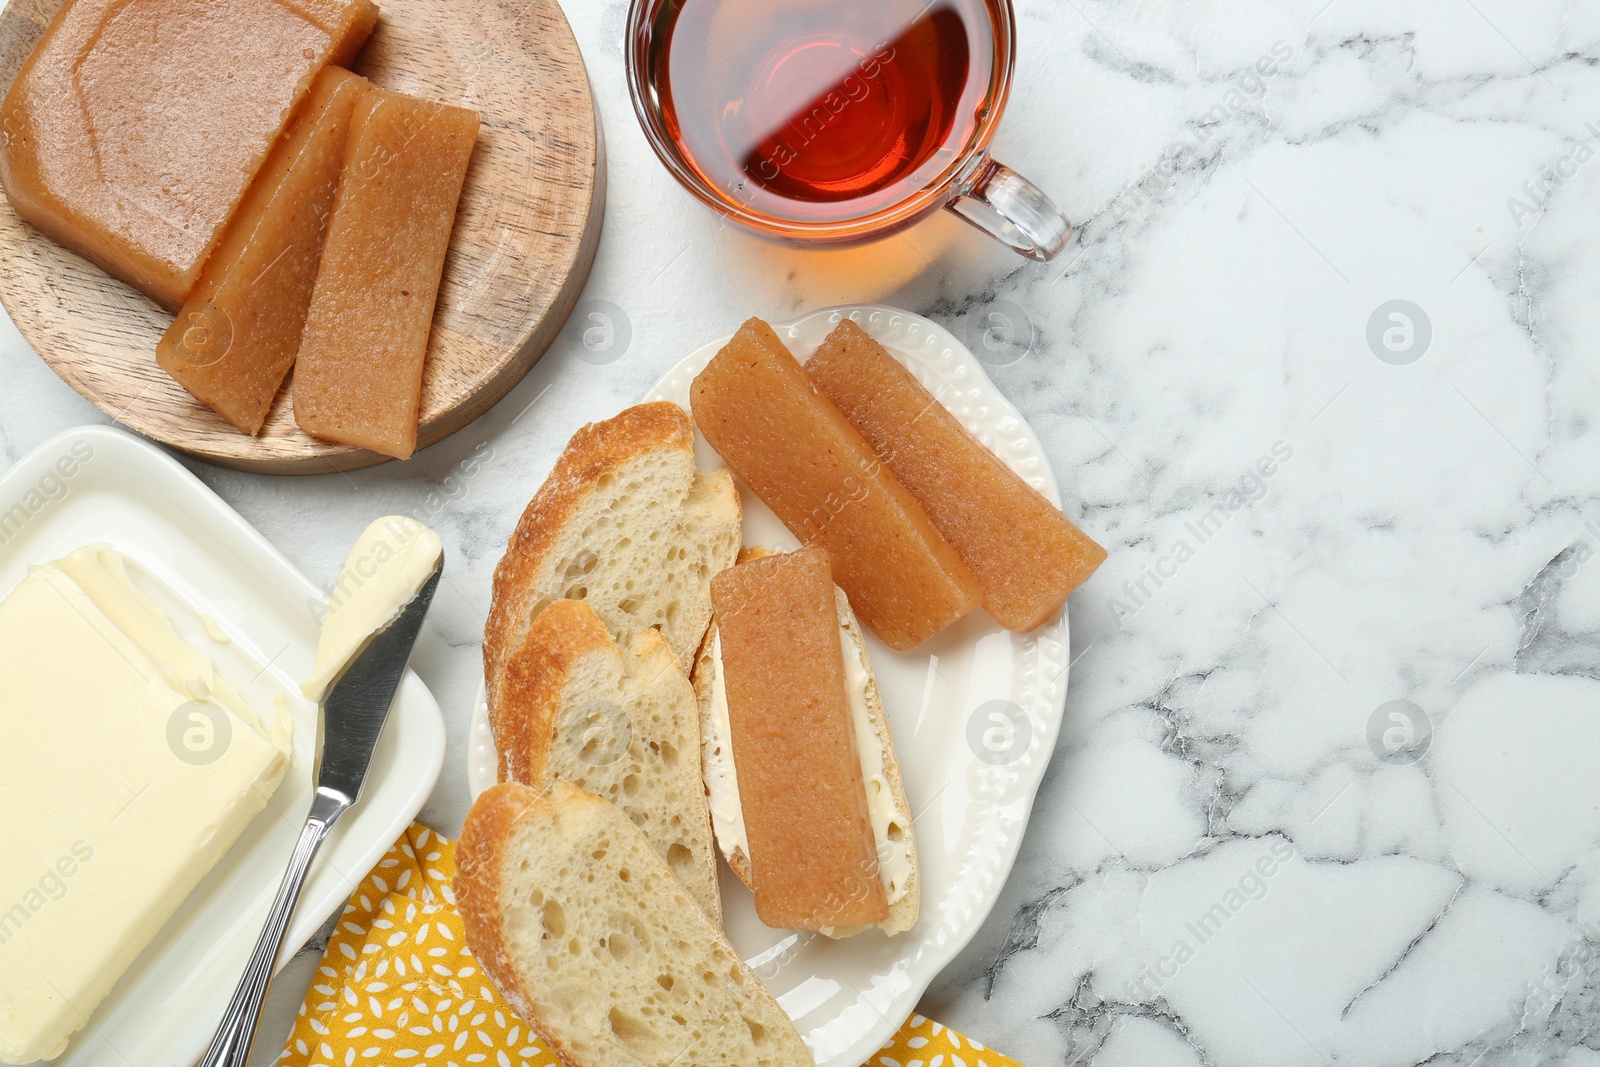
[
  {"xmin": 158, "ymin": 66, "xmax": 371, "ymax": 435},
  {"xmin": 0, "ymin": 547, "xmax": 290, "ymax": 1063},
  {"xmin": 0, "ymin": 0, "xmax": 379, "ymax": 309}
]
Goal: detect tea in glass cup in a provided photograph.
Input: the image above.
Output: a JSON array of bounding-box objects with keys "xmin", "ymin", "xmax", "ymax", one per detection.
[{"xmin": 626, "ymin": 0, "xmax": 1072, "ymax": 260}]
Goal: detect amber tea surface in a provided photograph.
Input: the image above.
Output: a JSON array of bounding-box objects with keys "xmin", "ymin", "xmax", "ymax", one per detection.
[{"xmin": 645, "ymin": 0, "xmax": 1003, "ymax": 225}]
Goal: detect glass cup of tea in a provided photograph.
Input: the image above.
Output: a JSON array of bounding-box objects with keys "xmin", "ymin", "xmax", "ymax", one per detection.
[{"xmin": 625, "ymin": 0, "xmax": 1072, "ymax": 261}]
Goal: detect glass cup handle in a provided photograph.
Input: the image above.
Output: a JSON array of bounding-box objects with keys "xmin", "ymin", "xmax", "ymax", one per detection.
[{"xmin": 947, "ymin": 155, "xmax": 1072, "ymax": 262}]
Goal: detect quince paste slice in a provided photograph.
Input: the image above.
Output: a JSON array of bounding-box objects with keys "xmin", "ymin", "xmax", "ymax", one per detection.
[
  {"xmin": 691, "ymin": 318, "xmax": 981, "ymax": 649},
  {"xmin": 710, "ymin": 545, "xmax": 889, "ymax": 931},
  {"xmin": 806, "ymin": 319, "xmax": 1107, "ymax": 631},
  {"xmin": 158, "ymin": 66, "xmax": 370, "ymax": 435},
  {"xmin": 292, "ymin": 88, "xmax": 479, "ymax": 460}
]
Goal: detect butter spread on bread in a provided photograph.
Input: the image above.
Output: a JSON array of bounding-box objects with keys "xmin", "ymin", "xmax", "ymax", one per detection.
[
  {"xmin": 695, "ymin": 547, "xmax": 919, "ymax": 937},
  {"xmin": 699, "ymin": 626, "xmax": 748, "ymax": 870}
]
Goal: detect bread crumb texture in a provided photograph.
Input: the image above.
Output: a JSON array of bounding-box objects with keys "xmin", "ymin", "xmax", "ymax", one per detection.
[
  {"xmin": 276, "ymin": 822, "xmax": 1028, "ymax": 1067},
  {"xmin": 485, "ymin": 403, "xmax": 741, "ymax": 713},
  {"xmin": 278, "ymin": 824, "xmax": 561, "ymax": 1067}
]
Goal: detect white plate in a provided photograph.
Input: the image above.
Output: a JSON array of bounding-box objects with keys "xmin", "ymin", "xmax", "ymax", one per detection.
[
  {"xmin": 0, "ymin": 426, "xmax": 446, "ymax": 1067},
  {"xmin": 467, "ymin": 305, "xmax": 1072, "ymax": 1067}
]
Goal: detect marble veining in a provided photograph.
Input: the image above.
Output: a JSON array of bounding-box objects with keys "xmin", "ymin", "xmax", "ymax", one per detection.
[{"xmin": 3, "ymin": 0, "xmax": 1599, "ymax": 1064}]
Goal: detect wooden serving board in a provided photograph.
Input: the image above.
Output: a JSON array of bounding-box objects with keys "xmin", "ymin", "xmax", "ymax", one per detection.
[{"xmin": 0, "ymin": 0, "xmax": 602, "ymax": 474}]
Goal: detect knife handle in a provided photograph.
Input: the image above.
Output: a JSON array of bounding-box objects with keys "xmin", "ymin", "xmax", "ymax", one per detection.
[{"xmin": 199, "ymin": 792, "xmax": 345, "ymax": 1067}]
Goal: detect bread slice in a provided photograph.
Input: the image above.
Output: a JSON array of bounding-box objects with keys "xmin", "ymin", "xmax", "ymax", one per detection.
[
  {"xmin": 710, "ymin": 546, "xmax": 887, "ymax": 931},
  {"xmin": 693, "ymin": 547, "xmax": 919, "ymax": 937},
  {"xmin": 456, "ymin": 781, "xmax": 811, "ymax": 1067},
  {"xmin": 493, "ymin": 599, "xmax": 721, "ymax": 921},
  {"xmin": 485, "ymin": 402, "xmax": 742, "ymax": 720}
]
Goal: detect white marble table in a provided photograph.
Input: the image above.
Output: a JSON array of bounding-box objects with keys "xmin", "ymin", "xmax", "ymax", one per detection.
[{"xmin": 5, "ymin": 0, "xmax": 1599, "ymax": 1064}]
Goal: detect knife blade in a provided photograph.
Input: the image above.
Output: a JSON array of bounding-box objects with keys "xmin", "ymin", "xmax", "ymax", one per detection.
[
  {"xmin": 199, "ymin": 558, "xmax": 443, "ymax": 1067},
  {"xmin": 315, "ymin": 562, "xmax": 442, "ymax": 808}
]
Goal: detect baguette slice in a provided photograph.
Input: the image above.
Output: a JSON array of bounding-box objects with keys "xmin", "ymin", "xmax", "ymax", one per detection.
[
  {"xmin": 456, "ymin": 781, "xmax": 811, "ymax": 1067},
  {"xmin": 485, "ymin": 402, "xmax": 741, "ymax": 719},
  {"xmin": 694, "ymin": 549, "xmax": 919, "ymax": 937},
  {"xmin": 709, "ymin": 546, "xmax": 888, "ymax": 931},
  {"xmin": 494, "ymin": 599, "xmax": 721, "ymax": 921}
]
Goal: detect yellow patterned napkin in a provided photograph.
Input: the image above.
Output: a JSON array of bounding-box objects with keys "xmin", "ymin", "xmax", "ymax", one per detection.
[{"xmin": 277, "ymin": 824, "xmax": 1024, "ymax": 1067}]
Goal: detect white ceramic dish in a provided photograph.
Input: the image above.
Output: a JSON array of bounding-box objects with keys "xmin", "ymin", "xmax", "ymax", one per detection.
[
  {"xmin": 468, "ymin": 305, "xmax": 1076, "ymax": 1066},
  {"xmin": 0, "ymin": 426, "xmax": 446, "ymax": 1067}
]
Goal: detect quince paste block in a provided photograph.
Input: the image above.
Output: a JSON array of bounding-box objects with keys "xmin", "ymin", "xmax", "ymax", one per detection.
[
  {"xmin": 158, "ymin": 67, "xmax": 370, "ymax": 436},
  {"xmin": 806, "ymin": 319, "xmax": 1107, "ymax": 632},
  {"xmin": 690, "ymin": 318, "xmax": 981, "ymax": 649},
  {"xmin": 292, "ymin": 89, "xmax": 479, "ymax": 460},
  {"xmin": 0, "ymin": 0, "xmax": 379, "ymax": 310}
]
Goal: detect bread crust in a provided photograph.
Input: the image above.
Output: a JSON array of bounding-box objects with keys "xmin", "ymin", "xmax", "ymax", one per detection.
[
  {"xmin": 494, "ymin": 598, "xmax": 722, "ymax": 921},
  {"xmin": 491, "ymin": 600, "xmax": 610, "ymax": 785},
  {"xmin": 484, "ymin": 402, "xmax": 693, "ymax": 716},
  {"xmin": 456, "ymin": 782, "xmax": 578, "ymax": 1067}
]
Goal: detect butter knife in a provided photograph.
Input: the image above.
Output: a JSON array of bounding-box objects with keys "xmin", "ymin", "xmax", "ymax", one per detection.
[{"xmin": 198, "ymin": 560, "xmax": 443, "ymax": 1067}]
